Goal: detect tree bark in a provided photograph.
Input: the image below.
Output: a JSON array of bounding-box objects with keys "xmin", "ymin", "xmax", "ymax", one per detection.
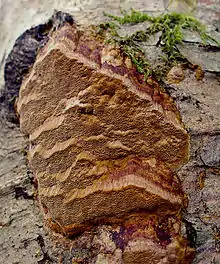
[{"xmin": 0, "ymin": 1, "xmax": 219, "ymax": 263}]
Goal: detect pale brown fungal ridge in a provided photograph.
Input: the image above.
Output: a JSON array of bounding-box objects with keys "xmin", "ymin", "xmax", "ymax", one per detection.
[{"xmin": 17, "ymin": 23, "xmax": 193, "ymax": 263}]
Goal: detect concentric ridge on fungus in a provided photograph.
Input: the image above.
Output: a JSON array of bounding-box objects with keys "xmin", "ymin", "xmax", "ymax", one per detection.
[{"xmin": 17, "ymin": 22, "xmax": 194, "ymax": 263}]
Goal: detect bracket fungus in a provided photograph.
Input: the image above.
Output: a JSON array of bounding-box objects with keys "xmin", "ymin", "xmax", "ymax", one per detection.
[{"xmin": 17, "ymin": 22, "xmax": 194, "ymax": 263}]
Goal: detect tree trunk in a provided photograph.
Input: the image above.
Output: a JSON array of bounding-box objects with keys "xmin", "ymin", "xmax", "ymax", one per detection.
[{"xmin": 0, "ymin": 1, "xmax": 219, "ymax": 263}]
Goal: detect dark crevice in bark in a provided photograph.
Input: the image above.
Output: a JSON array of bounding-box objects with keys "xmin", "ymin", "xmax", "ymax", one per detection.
[
  {"xmin": 183, "ymin": 218, "xmax": 198, "ymax": 248},
  {"xmin": 14, "ymin": 186, "xmax": 34, "ymax": 200},
  {"xmin": 36, "ymin": 235, "xmax": 53, "ymax": 264}
]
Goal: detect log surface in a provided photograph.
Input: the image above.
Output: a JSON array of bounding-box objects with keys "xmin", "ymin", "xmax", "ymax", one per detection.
[{"xmin": 0, "ymin": 1, "xmax": 220, "ymax": 263}]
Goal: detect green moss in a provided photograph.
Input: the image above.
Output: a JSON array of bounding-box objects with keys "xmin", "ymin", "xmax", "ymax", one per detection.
[
  {"xmin": 97, "ymin": 21, "xmax": 119, "ymax": 37},
  {"xmin": 103, "ymin": 9, "xmax": 154, "ymax": 24},
  {"xmin": 98, "ymin": 10, "xmax": 220, "ymax": 82}
]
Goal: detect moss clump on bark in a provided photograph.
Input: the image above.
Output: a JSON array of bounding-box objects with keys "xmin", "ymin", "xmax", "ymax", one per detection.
[{"xmin": 98, "ymin": 9, "xmax": 220, "ymax": 81}]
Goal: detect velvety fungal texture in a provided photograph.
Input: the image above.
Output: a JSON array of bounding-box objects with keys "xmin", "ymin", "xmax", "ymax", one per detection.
[{"xmin": 16, "ymin": 17, "xmax": 194, "ymax": 263}]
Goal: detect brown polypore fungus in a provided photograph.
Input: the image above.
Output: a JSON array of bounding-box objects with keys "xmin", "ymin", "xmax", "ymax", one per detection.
[{"xmin": 17, "ymin": 23, "xmax": 194, "ymax": 263}]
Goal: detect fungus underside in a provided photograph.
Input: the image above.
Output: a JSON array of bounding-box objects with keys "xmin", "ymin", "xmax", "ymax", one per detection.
[{"xmin": 98, "ymin": 9, "xmax": 220, "ymax": 82}]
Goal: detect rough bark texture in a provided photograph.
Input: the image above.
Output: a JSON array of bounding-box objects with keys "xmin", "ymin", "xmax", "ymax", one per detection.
[{"xmin": 0, "ymin": 1, "xmax": 220, "ymax": 264}]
